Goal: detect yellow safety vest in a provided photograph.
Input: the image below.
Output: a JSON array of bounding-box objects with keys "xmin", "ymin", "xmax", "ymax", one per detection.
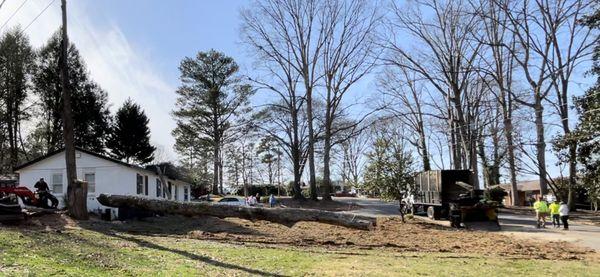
[
  {"xmin": 549, "ymin": 203, "xmax": 560, "ymax": 215},
  {"xmin": 534, "ymin": 201, "xmax": 549, "ymax": 213}
]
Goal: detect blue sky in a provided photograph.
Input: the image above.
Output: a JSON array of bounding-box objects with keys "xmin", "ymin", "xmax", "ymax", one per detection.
[
  {"xmin": 0, "ymin": 0, "xmax": 251, "ymax": 161},
  {"xmin": 1, "ymin": 0, "xmax": 593, "ymax": 184}
]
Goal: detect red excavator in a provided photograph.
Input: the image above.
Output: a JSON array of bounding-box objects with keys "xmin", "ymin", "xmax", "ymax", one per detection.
[{"xmin": 0, "ymin": 182, "xmax": 58, "ymax": 222}]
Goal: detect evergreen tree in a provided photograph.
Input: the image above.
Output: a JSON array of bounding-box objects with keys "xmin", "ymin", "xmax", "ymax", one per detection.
[
  {"xmin": 256, "ymin": 136, "xmax": 282, "ymax": 186},
  {"xmin": 107, "ymin": 99, "xmax": 155, "ymax": 164},
  {"xmin": 32, "ymin": 31, "xmax": 110, "ymax": 154},
  {"xmin": 0, "ymin": 27, "xmax": 34, "ymax": 171},
  {"xmin": 172, "ymin": 50, "xmax": 253, "ymax": 194},
  {"xmin": 555, "ymin": 9, "xmax": 600, "ymax": 211},
  {"xmin": 362, "ymin": 131, "xmax": 414, "ymax": 200}
]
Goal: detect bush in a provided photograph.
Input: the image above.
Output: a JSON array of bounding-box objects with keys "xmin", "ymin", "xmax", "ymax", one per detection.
[{"xmin": 485, "ymin": 187, "xmax": 507, "ymax": 202}]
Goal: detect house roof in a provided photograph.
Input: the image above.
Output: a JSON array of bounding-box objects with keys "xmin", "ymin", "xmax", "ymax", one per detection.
[
  {"xmin": 14, "ymin": 148, "xmax": 189, "ymax": 184},
  {"xmin": 497, "ymin": 180, "xmax": 541, "ymax": 192}
]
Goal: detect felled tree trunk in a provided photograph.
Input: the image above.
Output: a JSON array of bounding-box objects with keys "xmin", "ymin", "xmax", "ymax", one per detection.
[{"xmin": 97, "ymin": 194, "xmax": 375, "ymax": 230}]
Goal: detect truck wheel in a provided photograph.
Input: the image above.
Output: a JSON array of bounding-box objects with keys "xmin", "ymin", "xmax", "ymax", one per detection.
[
  {"xmin": 427, "ymin": 206, "xmax": 436, "ymax": 220},
  {"xmin": 427, "ymin": 206, "xmax": 441, "ymax": 220}
]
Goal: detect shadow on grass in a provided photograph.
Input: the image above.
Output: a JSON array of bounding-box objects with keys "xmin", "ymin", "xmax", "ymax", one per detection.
[
  {"xmin": 79, "ymin": 215, "xmax": 267, "ymax": 237},
  {"xmin": 109, "ymin": 232, "xmax": 285, "ymax": 277},
  {"xmin": 74, "ymin": 216, "xmax": 282, "ymax": 276}
]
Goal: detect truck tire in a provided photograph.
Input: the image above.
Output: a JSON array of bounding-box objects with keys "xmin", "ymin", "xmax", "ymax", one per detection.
[{"xmin": 427, "ymin": 206, "xmax": 440, "ymax": 220}]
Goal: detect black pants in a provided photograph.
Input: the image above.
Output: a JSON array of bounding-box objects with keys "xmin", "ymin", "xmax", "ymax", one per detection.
[
  {"xmin": 552, "ymin": 214, "xmax": 561, "ymax": 227},
  {"xmin": 561, "ymin": 215, "xmax": 569, "ymax": 229}
]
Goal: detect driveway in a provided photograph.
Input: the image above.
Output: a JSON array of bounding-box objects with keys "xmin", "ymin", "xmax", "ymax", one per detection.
[
  {"xmin": 334, "ymin": 197, "xmax": 399, "ymax": 217},
  {"xmin": 334, "ymin": 197, "xmax": 600, "ymax": 251},
  {"xmin": 498, "ymin": 212, "xmax": 600, "ymax": 251}
]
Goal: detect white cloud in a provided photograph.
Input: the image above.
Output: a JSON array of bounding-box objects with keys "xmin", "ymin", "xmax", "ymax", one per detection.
[{"xmin": 0, "ymin": 0, "xmax": 177, "ymax": 161}]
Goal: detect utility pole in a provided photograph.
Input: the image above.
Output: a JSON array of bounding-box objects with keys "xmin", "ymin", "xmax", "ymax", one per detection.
[{"xmin": 60, "ymin": 0, "xmax": 87, "ymax": 219}]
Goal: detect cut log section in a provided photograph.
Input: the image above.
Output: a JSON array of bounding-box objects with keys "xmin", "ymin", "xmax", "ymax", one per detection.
[{"xmin": 97, "ymin": 194, "xmax": 376, "ymax": 230}]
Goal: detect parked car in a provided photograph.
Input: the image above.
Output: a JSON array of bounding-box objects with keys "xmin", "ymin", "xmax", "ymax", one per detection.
[{"xmin": 215, "ymin": 196, "xmax": 247, "ymax": 206}]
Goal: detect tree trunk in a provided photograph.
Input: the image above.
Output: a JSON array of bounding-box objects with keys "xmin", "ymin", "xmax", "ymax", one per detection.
[
  {"xmin": 534, "ymin": 93, "xmax": 548, "ymax": 195},
  {"xmin": 419, "ymin": 128, "xmax": 431, "ymax": 171},
  {"xmin": 505, "ymin": 117, "xmax": 519, "ymax": 206},
  {"xmin": 306, "ymin": 87, "xmax": 318, "ymax": 201},
  {"xmin": 97, "ymin": 194, "xmax": 376, "ymax": 230},
  {"xmin": 322, "ymin": 137, "xmax": 332, "ymax": 201},
  {"xmin": 321, "ymin": 104, "xmax": 333, "ymax": 201},
  {"xmin": 219, "ymin": 150, "xmax": 224, "ymax": 195},
  {"xmin": 60, "ymin": 0, "xmax": 87, "ymax": 220},
  {"xmin": 290, "ymin": 103, "xmax": 303, "ymax": 200},
  {"xmin": 212, "ymin": 140, "xmax": 219, "ymax": 195},
  {"xmin": 567, "ymin": 144, "xmax": 577, "ymax": 209},
  {"xmin": 277, "ymin": 151, "xmax": 282, "ymax": 197}
]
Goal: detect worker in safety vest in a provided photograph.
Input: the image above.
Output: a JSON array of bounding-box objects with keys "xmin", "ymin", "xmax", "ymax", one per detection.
[
  {"xmin": 549, "ymin": 200, "xmax": 561, "ymax": 228},
  {"xmin": 533, "ymin": 195, "xmax": 549, "ymax": 228}
]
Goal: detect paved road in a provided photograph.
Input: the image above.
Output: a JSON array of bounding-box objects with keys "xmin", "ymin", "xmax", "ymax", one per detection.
[
  {"xmin": 334, "ymin": 197, "xmax": 400, "ymax": 217},
  {"xmin": 335, "ymin": 197, "xmax": 600, "ymax": 251},
  {"xmin": 498, "ymin": 213, "xmax": 600, "ymax": 251}
]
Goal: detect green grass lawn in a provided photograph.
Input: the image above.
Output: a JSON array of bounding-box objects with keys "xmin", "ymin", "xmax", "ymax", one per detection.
[{"xmin": 0, "ymin": 226, "xmax": 598, "ymax": 276}]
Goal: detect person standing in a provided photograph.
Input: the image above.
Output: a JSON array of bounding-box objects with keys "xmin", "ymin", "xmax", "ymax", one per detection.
[
  {"xmin": 533, "ymin": 195, "xmax": 549, "ymax": 228},
  {"xmin": 34, "ymin": 178, "xmax": 49, "ymax": 192},
  {"xmin": 33, "ymin": 177, "xmax": 58, "ymax": 208},
  {"xmin": 559, "ymin": 201, "xmax": 570, "ymax": 230},
  {"xmin": 269, "ymin": 194, "xmax": 276, "ymax": 208},
  {"xmin": 549, "ymin": 200, "xmax": 561, "ymax": 228}
]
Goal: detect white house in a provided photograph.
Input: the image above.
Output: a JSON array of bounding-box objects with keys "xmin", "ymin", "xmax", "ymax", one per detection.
[{"xmin": 14, "ymin": 147, "xmax": 191, "ymax": 216}]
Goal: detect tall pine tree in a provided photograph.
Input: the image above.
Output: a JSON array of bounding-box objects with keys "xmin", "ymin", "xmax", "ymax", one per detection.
[
  {"xmin": 172, "ymin": 50, "xmax": 252, "ymax": 194},
  {"xmin": 0, "ymin": 27, "xmax": 34, "ymax": 171},
  {"xmin": 32, "ymin": 31, "xmax": 110, "ymax": 154},
  {"xmin": 107, "ymin": 99, "xmax": 155, "ymax": 164}
]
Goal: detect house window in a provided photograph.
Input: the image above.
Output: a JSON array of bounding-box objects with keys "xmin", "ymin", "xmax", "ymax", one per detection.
[
  {"xmin": 156, "ymin": 179, "xmax": 162, "ymax": 198},
  {"xmin": 84, "ymin": 173, "xmax": 95, "ymax": 193},
  {"xmin": 144, "ymin": 176, "xmax": 149, "ymax": 196},
  {"xmin": 184, "ymin": 187, "xmax": 189, "ymax": 201},
  {"xmin": 167, "ymin": 182, "xmax": 172, "ymax": 199},
  {"xmin": 52, "ymin": 173, "xmax": 63, "ymax": 194},
  {"xmin": 136, "ymin": 174, "xmax": 144, "ymax": 195}
]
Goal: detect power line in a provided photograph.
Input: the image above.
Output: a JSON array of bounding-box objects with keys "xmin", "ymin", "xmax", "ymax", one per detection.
[
  {"xmin": 0, "ymin": 0, "xmax": 28, "ymax": 32},
  {"xmin": 23, "ymin": 0, "xmax": 55, "ymax": 32},
  {"xmin": 0, "ymin": 0, "xmax": 8, "ymax": 11}
]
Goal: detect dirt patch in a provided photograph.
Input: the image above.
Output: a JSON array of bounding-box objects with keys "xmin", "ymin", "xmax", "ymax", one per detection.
[
  {"xmin": 277, "ymin": 197, "xmax": 361, "ymax": 212},
  {"xmin": 186, "ymin": 217, "xmax": 593, "ymax": 260},
  {"xmin": 14, "ymin": 213, "xmax": 594, "ymax": 261}
]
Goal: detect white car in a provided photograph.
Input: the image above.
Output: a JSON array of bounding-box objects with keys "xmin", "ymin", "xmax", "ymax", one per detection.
[{"xmin": 215, "ymin": 196, "xmax": 247, "ymax": 206}]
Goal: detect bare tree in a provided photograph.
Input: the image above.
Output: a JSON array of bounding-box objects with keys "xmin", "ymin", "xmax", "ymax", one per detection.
[
  {"xmin": 251, "ymin": 98, "xmax": 309, "ymax": 199},
  {"xmin": 543, "ymin": 0, "xmax": 596, "ymax": 207},
  {"xmin": 339, "ymin": 126, "xmax": 369, "ymax": 191},
  {"xmin": 385, "ymin": 0, "xmax": 484, "ymax": 186},
  {"xmin": 60, "ymin": 0, "xmax": 87, "ymax": 219},
  {"xmin": 475, "ymin": 0, "xmax": 522, "ymax": 203},
  {"xmin": 242, "ymin": 0, "xmax": 329, "ymax": 199},
  {"xmin": 379, "ymin": 67, "xmax": 432, "ymax": 171},
  {"xmin": 491, "ymin": 0, "xmax": 561, "ymax": 195},
  {"xmin": 319, "ymin": 0, "xmax": 380, "ymax": 200}
]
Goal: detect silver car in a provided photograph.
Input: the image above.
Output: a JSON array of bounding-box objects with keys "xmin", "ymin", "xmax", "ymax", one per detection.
[{"xmin": 216, "ymin": 196, "xmax": 247, "ymax": 206}]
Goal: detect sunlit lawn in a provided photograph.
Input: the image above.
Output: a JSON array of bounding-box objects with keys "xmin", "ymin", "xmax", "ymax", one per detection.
[{"xmin": 0, "ymin": 227, "xmax": 598, "ymax": 276}]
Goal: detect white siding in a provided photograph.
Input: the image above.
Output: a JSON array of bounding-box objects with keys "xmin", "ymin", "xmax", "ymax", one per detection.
[{"xmin": 17, "ymin": 150, "xmax": 191, "ymax": 214}]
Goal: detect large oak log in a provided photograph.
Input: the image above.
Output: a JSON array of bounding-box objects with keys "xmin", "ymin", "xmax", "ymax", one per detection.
[{"xmin": 97, "ymin": 194, "xmax": 376, "ymax": 230}]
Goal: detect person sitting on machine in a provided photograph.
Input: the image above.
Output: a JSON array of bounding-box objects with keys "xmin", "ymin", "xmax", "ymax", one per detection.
[{"xmin": 34, "ymin": 178, "xmax": 58, "ymax": 209}]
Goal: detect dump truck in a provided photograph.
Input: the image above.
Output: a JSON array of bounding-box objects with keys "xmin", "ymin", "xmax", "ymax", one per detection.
[{"xmin": 406, "ymin": 170, "xmax": 499, "ymax": 228}]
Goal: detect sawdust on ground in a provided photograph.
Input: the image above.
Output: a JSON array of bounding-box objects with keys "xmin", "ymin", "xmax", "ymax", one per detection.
[{"xmin": 16, "ymin": 212, "xmax": 597, "ymax": 261}]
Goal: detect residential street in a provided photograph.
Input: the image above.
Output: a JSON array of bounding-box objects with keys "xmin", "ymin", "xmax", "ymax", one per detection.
[
  {"xmin": 334, "ymin": 197, "xmax": 400, "ymax": 217},
  {"xmin": 335, "ymin": 197, "xmax": 600, "ymax": 251},
  {"xmin": 498, "ymin": 213, "xmax": 600, "ymax": 251}
]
